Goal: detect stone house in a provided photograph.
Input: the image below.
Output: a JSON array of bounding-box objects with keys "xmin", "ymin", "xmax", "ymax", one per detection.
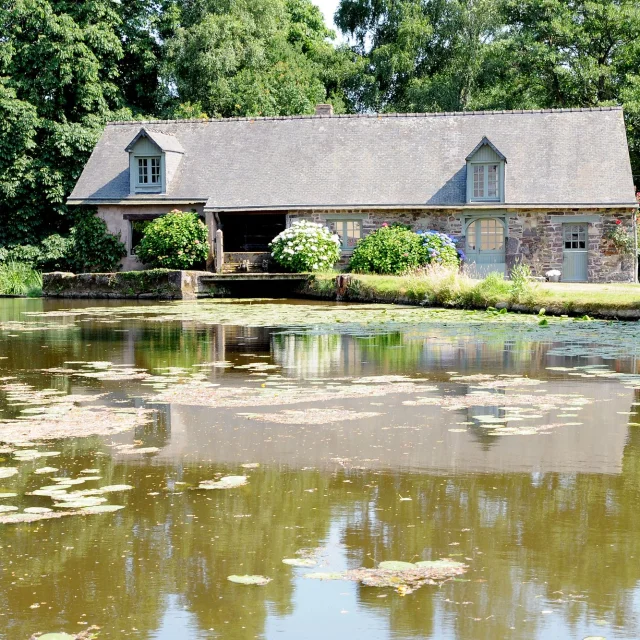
[{"xmin": 68, "ymin": 105, "xmax": 638, "ymax": 282}]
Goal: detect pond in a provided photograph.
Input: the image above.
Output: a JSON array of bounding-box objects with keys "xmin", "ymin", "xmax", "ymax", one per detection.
[{"xmin": 1, "ymin": 298, "xmax": 640, "ymax": 639}]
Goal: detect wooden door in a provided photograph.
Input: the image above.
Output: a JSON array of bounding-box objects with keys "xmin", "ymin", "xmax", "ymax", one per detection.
[
  {"xmin": 562, "ymin": 223, "xmax": 588, "ymax": 282},
  {"xmin": 465, "ymin": 218, "xmax": 506, "ymax": 277}
]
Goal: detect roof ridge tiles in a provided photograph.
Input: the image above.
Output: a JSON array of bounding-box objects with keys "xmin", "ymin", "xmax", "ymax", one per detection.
[{"xmin": 106, "ymin": 105, "xmax": 622, "ymax": 126}]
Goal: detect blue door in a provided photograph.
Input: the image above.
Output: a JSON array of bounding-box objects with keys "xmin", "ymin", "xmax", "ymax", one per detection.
[
  {"xmin": 562, "ymin": 223, "xmax": 588, "ymax": 282},
  {"xmin": 465, "ymin": 218, "xmax": 506, "ymax": 277}
]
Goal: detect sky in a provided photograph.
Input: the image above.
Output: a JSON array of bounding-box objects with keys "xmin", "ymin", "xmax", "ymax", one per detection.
[{"xmin": 313, "ymin": 0, "xmax": 341, "ymax": 32}]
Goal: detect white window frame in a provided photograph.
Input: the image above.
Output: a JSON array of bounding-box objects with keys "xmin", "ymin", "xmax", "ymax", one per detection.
[
  {"xmin": 325, "ymin": 217, "xmax": 364, "ymax": 252},
  {"xmin": 468, "ymin": 162, "xmax": 503, "ymax": 202}
]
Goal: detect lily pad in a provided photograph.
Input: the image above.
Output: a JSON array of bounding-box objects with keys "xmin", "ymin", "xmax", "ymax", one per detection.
[
  {"xmin": 53, "ymin": 497, "xmax": 107, "ymax": 508},
  {"xmin": 24, "ymin": 507, "xmax": 53, "ymax": 514},
  {"xmin": 79, "ymin": 505, "xmax": 125, "ymax": 514},
  {"xmin": 0, "ymin": 505, "xmax": 18, "ymax": 513},
  {"xmin": 227, "ymin": 574, "xmax": 271, "ymax": 586},
  {"xmin": 378, "ymin": 561, "xmax": 416, "ymax": 571},
  {"xmin": 282, "ymin": 558, "xmax": 317, "ymax": 568},
  {"xmin": 198, "ymin": 476, "xmax": 248, "ymax": 490},
  {"xmin": 0, "ymin": 468, "xmax": 18, "ymax": 479},
  {"xmin": 96, "ymin": 484, "xmax": 133, "ymax": 493},
  {"xmin": 37, "ymin": 634, "xmax": 76, "ymax": 640},
  {"xmin": 34, "ymin": 467, "xmax": 58, "ymax": 474},
  {"xmin": 0, "ymin": 492, "xmax": 17, "ymax": 498}
]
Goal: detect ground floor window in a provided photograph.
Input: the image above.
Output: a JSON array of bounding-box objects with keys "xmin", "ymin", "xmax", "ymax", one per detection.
[
  {"xmin": 130, "ymin": 219, "xmax": 153, "ymax": 255},
  {"xmin": 328, "ymin": 219, "xmax": 362, "ymax": 251}
]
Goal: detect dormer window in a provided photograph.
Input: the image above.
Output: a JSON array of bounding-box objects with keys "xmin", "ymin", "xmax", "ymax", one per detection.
[
  {"xmin": 125, "ymin": 127, "xmax": 185, "ymax": 196},
  {"xmin": 473, "ymin": 163, "xmax": 499, "ymax": 200},
  {"xmin": 466, "ymin": 137, "xmax": 506, "ymax": 203},
  {"xmin": 137, "ymin": 157, "xmax": 161, "ymax": 186}
]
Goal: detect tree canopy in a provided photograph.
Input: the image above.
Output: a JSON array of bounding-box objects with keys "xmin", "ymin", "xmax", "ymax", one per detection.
[{"xmin": 0, "ymin": 0, "xmax": 639, "ymax": 247}]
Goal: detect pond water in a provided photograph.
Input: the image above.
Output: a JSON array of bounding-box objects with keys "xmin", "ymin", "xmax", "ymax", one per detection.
[{"xmin": 1, "ymin": 299, "xmax": 640, "ymax": 639}]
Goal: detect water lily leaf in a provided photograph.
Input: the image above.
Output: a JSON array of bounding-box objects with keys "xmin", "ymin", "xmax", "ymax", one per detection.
[
  {"xmin": 0, "ymin": 505, "xmax": 18, "ymax": 513},
  {"xmin": 282, "ymin": 558, "xmax": 317, "ymax": 568},
  {"xmin": 0, "ymin": 468, "xmax": 18, "ymax": 479},
  {"xmin": 96, "ymin": 484, "xmax": 133, "ymax": 493},
  {"xmin": 37, "ymin": 634, "xmax": 77, "ymax": 640},
  {"xmin": 79, "ymin": 505, "xmax": 125, "ymax": 514},
  {"xmin": 34, "ymin": 467, "xmax": 58, "ymax": 474},
  {"xmin": 53, "ymin": 497, "xmax": 107, "ymax": 508},
  {"xmin": 227, "ymin": 575, "xmax": 271, "ymax": 585},
  {"xmin": 378, "ymin": 561, "xmax": 416, "ymax": 571},
  {"xmin": 0, "ymin": 492, "xmax": 17, "ymax": 498},
  {"xmin": 24, "ymin": 507, "xmax": 53, "ymax": 514},
  {"xmin": 241, "ymin": 463, "xmax": 260, "ymax": 469},
  {"xmin": 198, "ymin": 476, "xmax": 248, "ymax": 490}
]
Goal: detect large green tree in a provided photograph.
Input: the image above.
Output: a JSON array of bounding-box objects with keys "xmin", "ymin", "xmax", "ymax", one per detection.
[{"xmin": 165, "ymin": 0, "xmax": 357, "ymax": 117}]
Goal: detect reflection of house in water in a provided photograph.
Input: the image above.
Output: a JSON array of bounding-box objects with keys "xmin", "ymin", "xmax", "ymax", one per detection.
[{"xmin": 148, "ymin": 380, "xmax": 631, "ymax": 475}]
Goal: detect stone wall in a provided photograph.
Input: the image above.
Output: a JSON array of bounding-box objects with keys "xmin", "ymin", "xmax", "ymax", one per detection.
[
  {"xmin": 97, "ymin": 204, "xmax": 205, "ymax": 271},
  {"xmin": 288, "ymin": 207, "xmax": 637, "ymax": 283}
]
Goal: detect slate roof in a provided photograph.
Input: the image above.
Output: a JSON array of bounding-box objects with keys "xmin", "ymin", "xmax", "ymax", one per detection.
[{"xmin": 68, "ymin": 107, "xmax": 637, "ymax": 209}]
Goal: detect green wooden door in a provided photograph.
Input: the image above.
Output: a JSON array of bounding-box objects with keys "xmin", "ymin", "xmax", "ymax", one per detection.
[
  {"xmin": 562, "ymin": 223, "xmax": 588, "ymax": 282},
  {"xmin": 465, "ymin": 218, "xmax": 506, "ymax": 277}
]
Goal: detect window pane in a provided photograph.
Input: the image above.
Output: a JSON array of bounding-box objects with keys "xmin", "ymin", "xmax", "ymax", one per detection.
[
  {"xmin": 130, "ymin": 219, "xmax": 152, "ymax": 255},
  {"xmin": 473, "ymin": 165, "xmax": 484, "ymax": 198},
  {"xmin": 487, "ymin": 164, "xmax": 498, "ymax": 198},
  {"xmin": 138, "ymin": 158, "xmax": 148, "ymax": 184},
  {"xmin": 345, "ymin": 221, "xmax": 361, "ymax": 248},
  {"xmin": 151, "ymin": 158, "xmax": 161, "ymax": 184},
  {"xmin": 478, "ymin": 218, "xmax": 503, "ymax": 251},
  {"xmin": 467, "ymin": 222, "xmax": 476, "ymax": 250}
]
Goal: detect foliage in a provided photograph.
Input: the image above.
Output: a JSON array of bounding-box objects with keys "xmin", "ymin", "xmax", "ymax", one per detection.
[
  {"xmin": 509, "ymin": 262, "xmax": 533, "ymax": 303},
  {"xmin": 164, "ymin": 0, "xmax": 358, "ymax": 118},
  {"xmin": 0, "ymin": 262, "xmax": 43, "ymax": 297},
  {"xmin": 135, "ymin": 210, "xmax": 208, "ymax": 269},
  {"xmin": 416, "ymin": 230, "xmax": 460, "ymax": 267},
  {"xmin": 69, "ymin": 215, "xmax": 127, "ymax": 273},
  {"xmin": 606, "ymin": 221, "xmax": 635, "ymax": 254},
  {"xmin": 270, "ymin": 220, "xmax": 341, "ymax": 272},
  {"xmin": 349, "ymin": 225, "xmax": 427, "ymax": 275}
]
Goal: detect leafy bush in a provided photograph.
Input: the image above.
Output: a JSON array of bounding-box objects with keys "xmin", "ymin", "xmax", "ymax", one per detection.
[
  {"xmin": 0, "ymin": 261, "xmax": 42, "ymax": 296},
  {"xmin": 39, "ymin": 234, "xmax": 74, "ymax": 271},
  {"xmin": 270, "ymin": 220, "xmax": 341, "ymax": 272},
  {"xmin": 69, "ymin": 215, "xmax": 127, "ymax": 273},
  {"xmin": 509, "ymin": 262, "xmax": 534, "ymax": 303},
  {"xmin": 349, "ymin": 225, "xmax": 427, "ymax": 275},
  {"xmin": 417, "ymin": 230, "xmax": 461, "ymax": 267},
  {"xmin": 135, "ymin": 210, "xmax": 208, "ymax": 269}
]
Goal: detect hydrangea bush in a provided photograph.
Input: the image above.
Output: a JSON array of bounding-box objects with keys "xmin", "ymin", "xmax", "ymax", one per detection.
[
  {"xmin": 417, "ymin": 230, "xmax": 461, "ymax": 267},
  {"xmin": 270, "ymin": 220, "xmax": 341, "ymax": 272},
  {"xmin": 349, "ymin": 225, "xmax": 426, "ymax": 274}
]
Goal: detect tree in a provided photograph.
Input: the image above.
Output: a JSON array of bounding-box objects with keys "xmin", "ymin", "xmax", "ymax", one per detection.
[{"xmin": 165, "ymin": 0, "xmax": 357, "ymax": 117}]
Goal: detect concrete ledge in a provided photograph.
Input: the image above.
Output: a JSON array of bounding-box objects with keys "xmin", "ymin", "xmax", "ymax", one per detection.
[{"xmin": 42, "ymin": 270, "xmax": 211, "ymax": 300}]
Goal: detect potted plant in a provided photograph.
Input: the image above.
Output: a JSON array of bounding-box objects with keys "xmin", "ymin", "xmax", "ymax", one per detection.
[{"xmin": 545, "ymin": 269, "xmax": 561, "ymax": 282}]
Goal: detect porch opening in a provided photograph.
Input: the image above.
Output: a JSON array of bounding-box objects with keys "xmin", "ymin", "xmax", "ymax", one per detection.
[{"xmin": 217, "ymin": 212, "xmax": 286, "ymax": 252}]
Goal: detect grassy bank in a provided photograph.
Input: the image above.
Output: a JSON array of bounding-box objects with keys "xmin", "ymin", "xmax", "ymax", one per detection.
[
  {"xmin": 0, "ymin": 262, "xmax": 42, "ymax": 296},
  {"xmin": 303, "ymin": 269, "xmax": 640, "ymax": 318}
]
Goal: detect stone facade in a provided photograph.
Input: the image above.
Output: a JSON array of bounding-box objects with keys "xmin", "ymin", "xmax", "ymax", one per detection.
[{"xmin": 289, "ymin": 207, "xmax": 637, "ymax": 283}]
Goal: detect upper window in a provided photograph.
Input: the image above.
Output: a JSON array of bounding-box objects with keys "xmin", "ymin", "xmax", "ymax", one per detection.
[
  {"xmin": 466, "ymin": 137, "xmax": 506, "ymax": 203},
  {"xmin": 137, "ymin": 157, "xmax": 161, "ymax": 186},
  {"xmin": 329, "ymin": 219, "xmax": 362, "ymax": 251},
  {"xmin": 471, "ymin": 163, "xmax": 500, "ymax": 201}
]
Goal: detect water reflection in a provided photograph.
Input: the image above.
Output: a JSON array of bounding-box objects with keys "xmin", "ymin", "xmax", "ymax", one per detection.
[{"xmin": 0, "ymin": 300, "xmax": 639, "ymax": 639}]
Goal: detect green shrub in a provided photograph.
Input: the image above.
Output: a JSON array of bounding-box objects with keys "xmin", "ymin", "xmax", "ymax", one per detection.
[
  {"xmin": 69, "ymin": 215, "xmax": 127, "ymax": 273},
  {"xmin": 39, "ymin": 234, "xmax": 74, "ymax": 271},
  {"xmin": 0, "ymin": 261, "xmax": 42, "ymax": 296},
  {"xmin": 270, "ymin": 220, "xmax": 341, "ymax": 272},
  {"xmin": 349, "ymin": 225, "xmax": 427, "ymax": 275},
  {"xmin": 136, "ymin": 210, "xmax": 208, "ymax": 269},
  {"xmin": 416, "ymin": 231, "xmax": 460, "ymax": 267}
]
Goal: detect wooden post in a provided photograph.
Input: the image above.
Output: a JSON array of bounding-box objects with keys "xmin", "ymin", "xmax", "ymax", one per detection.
[
  {"xmin": 205, "ymin": 211, "xmax": 216, "ymax": 271},
  {"xmin": 215, "ymin": 229, "xmax": 224, "ymax": 273}
]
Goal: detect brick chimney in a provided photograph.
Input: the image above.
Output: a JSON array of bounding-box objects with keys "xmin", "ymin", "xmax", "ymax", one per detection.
[{"xmin": 315, "ymin": 103, "xmax": 334, "ymax": 116}]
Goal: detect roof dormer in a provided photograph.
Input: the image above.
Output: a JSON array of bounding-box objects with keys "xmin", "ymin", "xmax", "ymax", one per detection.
[
  {"xmin": 466, "ymin": 137, "xmax": 506, "ymax": 203},
  {"xmin": 125, "ymin": 128, "xmax": 185, "ymax": 195}
]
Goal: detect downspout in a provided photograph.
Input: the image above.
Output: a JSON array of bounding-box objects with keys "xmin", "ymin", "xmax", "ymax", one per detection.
[{"xmin": 635, "ymin": 206, "xmax": 638, "ymax": 283}]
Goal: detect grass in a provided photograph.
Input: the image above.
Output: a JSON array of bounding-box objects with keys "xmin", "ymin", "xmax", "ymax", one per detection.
[
  {"xmin": 305, "ymin": 267, "xmax": 640, "ymax": 317},
  {"xmin": 0, "ymin": 261, "xmax": 43, "ymax": 296}
]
